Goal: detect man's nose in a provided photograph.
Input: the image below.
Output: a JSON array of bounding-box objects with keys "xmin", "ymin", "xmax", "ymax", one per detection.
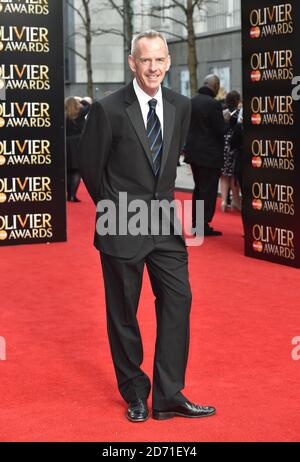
[{"xmin": 149, "ymin": 60, "xmax": 157, "ymax": 71}]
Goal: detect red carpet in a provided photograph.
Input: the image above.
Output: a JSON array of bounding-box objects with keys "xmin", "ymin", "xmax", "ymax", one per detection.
[{"xmin": 1, "ymin": 184, "xmax": 300, "ymax": 442}]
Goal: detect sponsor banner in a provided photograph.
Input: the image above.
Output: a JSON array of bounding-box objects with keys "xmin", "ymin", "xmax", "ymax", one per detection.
[
  {"xmin": 0, "ymin": 0, "xmax": 49, "ymax": 16},
  {"xmin": 0, "ymin": 0, "xmax": 66, "ymax": 246},
  {"xmin": 242, "ymin": 0, "xmax": 300, "ymax": 268}
]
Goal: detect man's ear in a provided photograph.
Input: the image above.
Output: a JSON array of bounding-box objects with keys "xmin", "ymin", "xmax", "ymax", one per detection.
[
  {"xmin": 128, "ymin": 55, "xmax": 136, "ymax": 73},
  {"xmin": 166, "ymin": 55, "xmax": 171, "ymax": 72}
]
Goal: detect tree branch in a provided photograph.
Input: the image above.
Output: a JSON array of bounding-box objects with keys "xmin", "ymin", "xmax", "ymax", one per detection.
[
  {"xmin": 66, "ymin": 0, "xmax": 87, "ymax": 27},
  {"xmin": 171, "ymin": 0, "xmax": 187, "ymax": 13},
  {"xmin": 139, "ymin": 11, "xmax": 187, "ymax": 29},
  {"xmin": 67, "ymin": 46, "xmax": 87, "ymax": 62},
  {"xmin": 156, "ymin": 30, "xmax": 188, "ymax": 40},
  {"xmin": 192, "ymin": 0, "xmax": 203, "ymax": 9},
  {"xmin": 92, "ymin": 27, "xmax": 125, "ymax": 37},
  {"xmin": 66, "ymin": 31, "xmax": 87, "ymax": 41},
  {"xmin": 106, "ymin": 0, "xmax": 123, "ymax": 18}
]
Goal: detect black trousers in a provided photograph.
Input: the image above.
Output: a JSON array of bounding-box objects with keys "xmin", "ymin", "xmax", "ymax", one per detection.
[
  {"xmin": 100, "ymin": 234, "xmax": 192, "ymax": 410},
  {"xmin": 191, "ymin": 164, "xmax": 221, "ymax": 229},
  {"xmin": 67, "ymin": 169, "xmax": 81, "ymax": 199}
]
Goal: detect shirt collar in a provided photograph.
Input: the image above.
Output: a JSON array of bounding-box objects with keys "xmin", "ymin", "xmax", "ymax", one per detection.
[{"xmin": 133, "ymin": 78, "xmax": 163, "ymax": 108}]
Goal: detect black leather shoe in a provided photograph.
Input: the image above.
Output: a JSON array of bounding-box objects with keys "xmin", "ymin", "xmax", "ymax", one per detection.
[
  {"xmin": 69, "ymin": 196, "xmax": 81, "ymax": 202},
  {"xmin": 126, "ymin": 399, "xmax": 149, "ymax": 422},
  {"xmin": 152, "ymin": 400, "xmax": 216, "ymax": 420},
  {"xmin": 204, "ymin": 227, "xmax": 222, "ymax": 236}
]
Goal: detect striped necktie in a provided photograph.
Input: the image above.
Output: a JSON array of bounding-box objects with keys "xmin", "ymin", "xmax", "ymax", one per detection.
[{"xmin": 147, "ymin": 98, "xmax": 163, "ymax": 176}]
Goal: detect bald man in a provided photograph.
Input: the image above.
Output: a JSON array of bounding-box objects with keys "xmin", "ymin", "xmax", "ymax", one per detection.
[
  {"xmin": 185, "ymin": 75, "xmax": 225, "ymax": 236},
  {"xmin": 79, "ymin": 32, "xmax": 216, "ymax": 422}
]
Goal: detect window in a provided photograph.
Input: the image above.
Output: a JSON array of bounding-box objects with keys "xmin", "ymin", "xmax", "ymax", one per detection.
[
  {"xmin": 160, "ymin": 0, "xmax": 171, "ymax": 28},
  {"xmin": 180, "ymin": 70, "xmax": 190, "ymax": 97},
  {"xmin": 226, "ymin": 0, "xmax": 234, "ymax": 28},
  {"xmin": 209, "ymin": 65, "xmax": 231, "ymax": 93}
]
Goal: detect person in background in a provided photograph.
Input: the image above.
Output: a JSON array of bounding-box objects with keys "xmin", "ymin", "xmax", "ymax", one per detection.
[
  {"xmin": 185, "ymin": 74, "xmax": 225, "ymax": 236},
  {"xmin": 216, "ymin": 85, "xmax": 227, "ymax": 109},
  {"xmin": 230, "ymin": 106, "xmax": 245, "ymax": 233},
  {"xmin": 220, "ymin": 90, "xmax": 241, "ymax": 212},
  {"xmin": 65, "ymin": 96, "xmax": 91, "ymax": 202},
  {"xmin": 82, "ymin": 96, "xmax": 93, "ymax": 106},
  {"xmin": 232, "ymin": 106, "xmax": 244, "ymax": 189}
]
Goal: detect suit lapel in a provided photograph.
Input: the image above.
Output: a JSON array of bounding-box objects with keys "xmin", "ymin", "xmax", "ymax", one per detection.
[
  {"xmin": 125, "ymin": 83, "xmax": 155, "ymax": 172},
  {"xmin": 159, "ymin": 95, "xmax": 176, "ymax": 179},
  {"xmin": 124, "ymin": 82, "xmax": 176, "ymax": 177}
]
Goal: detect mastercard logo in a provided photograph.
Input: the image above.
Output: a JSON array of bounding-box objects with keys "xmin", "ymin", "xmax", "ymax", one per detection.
[
  {"xmin": 252, "ymin": 199, "xmax": 263, "ymax": 210},
  {"xmin": 250, "ymin": 27, "xmax": 261, "ymax": 39},
  {"xmin": 0, "ymin": 193, "xmax": 7, "ymax": 203},
  {"xmin": 0, "ymin": 230, "xmax": 7, "ymax": 240},
  {"xmin": 251, "ymin": 113, "xmax": 262, "ymax": 125},
  {"xmin": 252, "ymin": 156, "xmax": 262, "ymax": 168},
  {"xmin": 0, "ymin": 155, "xmax": 6, "ymax": 166},
  {"xmin": 251, "ymin": 70, "xmax": 261, "ymax": 82},
  {"xmin": 253, "ymin": 240, "xmax": 263, "ymax": 252}
]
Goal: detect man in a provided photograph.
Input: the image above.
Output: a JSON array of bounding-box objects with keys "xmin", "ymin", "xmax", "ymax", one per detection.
[
  {"xmin": 185, "ymin": 75, "xmax": 225, "ymax": 236},
  {"xmin": 79, "ymin": 31, "xmax": 215, "ymax": 422}
]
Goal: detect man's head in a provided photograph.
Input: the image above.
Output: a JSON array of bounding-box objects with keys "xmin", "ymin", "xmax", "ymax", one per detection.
[
  {"xmin": 203, "ymin": 74, "xmax": 220, "ymax": 97},
  {"xmin": 225, "ymin": 90, "xmax": 241, "ymax": 111},
  {"xmin": 128, "ymin": 30, "xmax": 171, "ymax": 97}
]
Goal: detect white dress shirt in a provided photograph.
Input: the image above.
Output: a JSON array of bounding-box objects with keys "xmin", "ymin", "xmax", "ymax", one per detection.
[{"xmin": 133, "ymin": 78, "xmax": 164, "ymax": 138}]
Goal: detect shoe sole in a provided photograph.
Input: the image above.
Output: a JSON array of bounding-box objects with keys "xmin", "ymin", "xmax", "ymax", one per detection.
[
  {"xmin": 152, "ymin": 410, "xmax": 216, "ymax": 420},
  {"xmin": 126, "ymin": 413, "xmax": 150, "ymax": 423}
]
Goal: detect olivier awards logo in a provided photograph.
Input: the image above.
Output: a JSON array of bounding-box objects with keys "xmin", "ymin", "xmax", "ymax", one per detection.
[
  {"xmin": 0, "ymin": 139, "xmax": 51, "ymax": 166},
  {"xmin": 251, "ymin": 182, "xmax": 294, "ymax": 215},
  {"xmin": 0, "ymin": 26, "xmax": 49, "ymax": 52},
  {"xmin": 250, "ymin": 50, "xmax": 293, "ymax": 82},
  {"xmin": 250, "ymin": 95, "xmax": 293, "ymax": 126},
  {"xmin": 0, "ymin": 102, "xmax": 50, "ymax": 127},
  {"xmin": 251, "ymin": 139, "xmax": 294, "ymax": 171},
  {"xmin": 0, "ymin": 0, "xmax": 49, "ymax": 15},
  {"xmin": 249, "ymin": 4, "xmax": 293, "ymax": 39},
  {"xmin": 0, "ymin": 213, "xmax": 53, "ymax": 241},
  {"xmin": 0, "ymin": 0, "xmax": 65, "ymax": 247},
  {"xmin": 252, "ymin": 225, "xmax": 295, "ymax": 261},
  {"xmin": 0, "ymin": 64, "xmax": 50, "ymax": 91},
  {"xmin": 0, "ymin": 176, "xmax": 52, "ymax": 203}
]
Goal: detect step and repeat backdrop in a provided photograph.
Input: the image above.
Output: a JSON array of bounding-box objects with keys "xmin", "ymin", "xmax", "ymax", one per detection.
[
  {"xmin": 242, "ymin": 0, "xmax": 300, "ymax": 268},
  {"xmin": 0, "ymin": 0, "xmax": 66, "ymax": 246}
]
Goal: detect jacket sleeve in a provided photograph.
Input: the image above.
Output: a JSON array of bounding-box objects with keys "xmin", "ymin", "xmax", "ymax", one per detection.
[
  {"xmin": 78, "ymin": 102, "xmax": 112, "ymax": 205},
  {"xmin": 210, "ymin": 101, "xmax": 225, "ymax": 145},
  {"xmin": 230, "ymin": 122, "xmax": 243, "ymax": 150},
  {"xmin": 180, "ymin": 99, "xmax": 192, "ymax": 150}
]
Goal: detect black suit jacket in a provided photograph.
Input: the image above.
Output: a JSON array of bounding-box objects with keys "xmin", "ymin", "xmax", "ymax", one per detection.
[
  {"xmin": 79, "ymin": 82, "xmax": 191, "ymax": 259},
  {"xmin": 184, "ymin": 86, "xmax": 225, "ymax": 169}
]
